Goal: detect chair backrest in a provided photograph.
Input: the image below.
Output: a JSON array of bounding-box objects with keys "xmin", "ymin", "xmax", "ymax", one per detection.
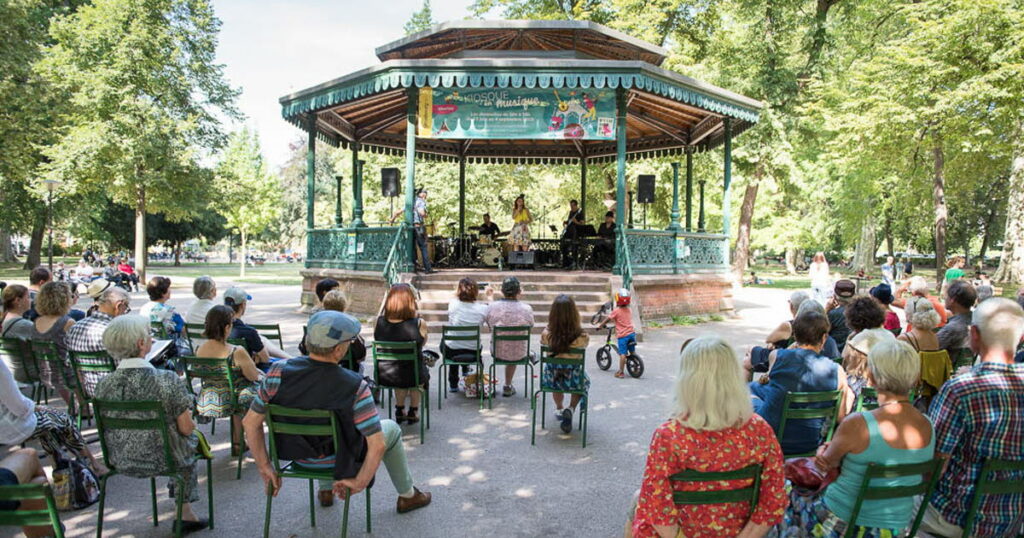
[
  {"xmin": 372, "ymin": 340, "xmax": 420, "ymax": 387},
  {"xmin": 669, "ymin": 464, "xmax": 762, "ymax": 516},
  {"xmin": 441, "ymin": 325, "xmax": 481, "ymax": 349},
  {"xmin": 843, "ymin": 458, "xmax": 945, "ymax": 538},
  {"xmin": 961, "ymin": 458, "xmax": 1024, "ymax": 536},
  {"xmin": 264, "ymin": 404, "xmax": 341, "ymax": 474},
  {"xmin": 490, "ymin": 325, "xmax": 532, "ymax": 361},
  {"xmin": 227, "ymin": 337, "xmax": 248, "ymax": 354},
  {"xmin": 184, "ymin": 323, "xmax": 205, "ymax": 349},
  {"xmin": 0, "ymin": 337, "xmax": 43, "ymax": 384},
  {"xmin": 777, "ymin": 390, "xmax": 842, "ymax": 448},
  {"xmin": 68, "ymin": 350, "xmax": 117, "ymax": 399},
  {"xmin": 854, "ymin": 386, "xmax": 918, "ymax": 412},
  {"xmin": 181, "ymin": 356, "xmax": 236, "ymax": 397},
  {"xmin": 950, "ymin": 347, "xmax": 975, "ymax": 369},
  {"xmin": 92, "ymin": 399, "xmax": 177, "ymax": 473},
  {"xmin": 150, "ymin": 320, "xmax": 168, "ymax": 339},
  {"xmin": 248, "ymin": 323, "xmax": 283, "ymax": 349},
  {"xmin": 539, "ymin": 345, "xmax": 586, "ymax": 368},
  {"xmin": 0, "ymin": 484, "xmax": 63, "ymax": 537}
]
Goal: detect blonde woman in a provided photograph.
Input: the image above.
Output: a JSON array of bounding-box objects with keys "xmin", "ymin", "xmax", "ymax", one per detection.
[
  {"xmin": 509, "ymin": 194, "xmax": 532, "ymax": 252},
  {"xmin": 809, "ymin": 252, "xmax": 831, "ymax": 305},
  {"xmin": 631, "ymin": 336, "xmax": 786, "ymax": 537}
]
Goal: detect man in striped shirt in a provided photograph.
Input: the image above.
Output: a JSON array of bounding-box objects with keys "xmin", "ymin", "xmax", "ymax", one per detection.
[
  {"xmin": 243, "ymin": 310, "xmax": 432, "ymax": 513},
  {"xmin": 922, "ymin": 298, "xmax": 1024, "ymax": 537}
]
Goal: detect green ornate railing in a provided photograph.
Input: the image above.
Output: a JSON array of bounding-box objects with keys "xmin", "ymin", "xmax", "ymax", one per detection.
[
  {"xmin": 617, "ymin": 228, "xmax": 634, "ymax": 290},
  {"xmin": 306, "ymin": 227, "xmax": 400, "ymax": 271},
  {"xmin": 623, "ymin": 229, "xmax": 729, "ymax": 275},
  {"xmin": 382, "ymin": 224, "xmax": 410, "ymax": 287}
]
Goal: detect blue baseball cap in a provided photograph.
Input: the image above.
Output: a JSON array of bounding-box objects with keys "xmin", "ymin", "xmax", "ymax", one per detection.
[{"xmin": 306, "ymin": 310, "xmax": 361, "ymax": 349}]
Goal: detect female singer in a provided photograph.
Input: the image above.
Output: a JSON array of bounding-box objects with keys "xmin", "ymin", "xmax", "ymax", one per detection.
[{"xmin": 510, "ymin": 194, "xmax": 532, "ymax": 252}]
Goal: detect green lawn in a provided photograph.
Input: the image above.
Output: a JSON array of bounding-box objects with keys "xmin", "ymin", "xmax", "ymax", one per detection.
[{"xmin": 0, "ymin": 261, "xmax": 304, "ymax": 286}]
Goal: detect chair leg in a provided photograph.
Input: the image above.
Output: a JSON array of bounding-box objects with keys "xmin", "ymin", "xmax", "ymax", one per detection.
[
  {"xmin": 581, "ymin": 400, "xmax": 588, "ymax": 448},
  {"xmin": 419, "ymin": 390, "xmax": 426, "ymax": 444},
  {"xmin": 211, "ymin": 416, "xmax": 216, "ymax": 436},
  {"xmin": 531, "ymin": 390, "xmax": 538, "ymax": 446},
  {"xmin": 438, "ymin": 363, "xmax": 444, "ymax": 410},
  {"xmin": 425, "ymin": 388, "xmax": 430, "ymax": 430},
  {"xmin": 95, "ymin": 474, "xmax": 109, "ymax": 538},
  {"xmin": 174, "ymin": 478, "xmax": 185, "ymax": 538},
  {"xmin": 365, "ymin": 487, "xmax": 372, "ymax": 533},
  {"xmin": 263, "ymin": 482, "xmax": 273, "ymax": 538},
  {"xmin": 487, "ymin": 363, "xmax": 495, "ymax": 409},
  {"xmin": 340, "ymin": 487, "xmax": 351, "ymax": 538},
  {"xmin": 477, "ymin": 360, "xmax": 484, "ymax": 409},
  {"xmin": 541, "ymin": 390, "xmax": 547, "ymax": 428},
  {"xmin": 308, "ymin": 479, "xmax": 316, "ymax": 527},
  {"xmin": 206, "ymin": 458, "xmax": 214, "ymax": 529},
  {"xmin": 150, "ymin": 477, "xmax": 158, "ymax": 526}
]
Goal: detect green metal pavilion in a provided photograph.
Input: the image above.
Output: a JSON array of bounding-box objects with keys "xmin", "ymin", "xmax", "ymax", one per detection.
[{"xmin": 278, "ymin": 20, "xmax": 762, "ymax": 289}]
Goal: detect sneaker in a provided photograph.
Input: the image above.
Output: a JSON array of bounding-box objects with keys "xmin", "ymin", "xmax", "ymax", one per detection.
[
  {"xmin": 396, "ymin": 487, "xmax": 432, "ymax": 514},
  {"xmin": 560, "ymin": 408, "xmax": 573, "ymax": 434},
  {"xmin": 502, "ymin": 385, "xmax": 516, "ymax": 397},
  {"xmin": 171, "ymin": 519, "xmax": 210, "ymax": 535}
]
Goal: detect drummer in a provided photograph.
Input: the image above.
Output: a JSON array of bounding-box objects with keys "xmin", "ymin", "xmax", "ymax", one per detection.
[{"xmin": 478, "ymin": 213, "xmax": 500, "ymax": 238}]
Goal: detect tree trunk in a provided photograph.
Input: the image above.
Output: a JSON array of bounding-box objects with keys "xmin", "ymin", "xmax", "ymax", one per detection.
[
  {"xmin": 732, "ymin": 164, "xmax": 762, "ymax": 276},
  {"xmin": 993, "ymin": 132, "xmax": 1024, "ymax": 284},
  {"xmin": 134, "ymin": 184, "xmax": 147, "ymax": 283},
  {"xmin": 239, "ymin": 229, "xmax": 247, "ymax": 278},
  {"xmin": 173, "ymin": 240, "xmax": 181, "ymax": 267},
  {"xmin": 852, "ymin": 214, "xmax": 876, "ymax": 272},
  {"xmin": 0, "ymin": 229, "xmax": 17, "ymax": 263},
  {"xmin": 979, "ymin": 203, "xmax": 998, "ymax": 269},
  {"xmin": 22, "ymin": 213, "xmax": 44, "ymax": 270},
  {"xmin": 932, "ymin": 141, "xmax": 948, "ymax": 290},
  {"xmin": 785, "ymin": 247, "xmax": 799, "ymax": 275},
  {"xmin": 884, "ymin": 211, "xmax": 895, "ymax": 259}
]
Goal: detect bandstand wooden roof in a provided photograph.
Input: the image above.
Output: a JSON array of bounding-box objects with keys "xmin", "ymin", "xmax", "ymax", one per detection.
[{"xmin": 279, "ymin": 20, "xmax": 762, "ymax": 164}]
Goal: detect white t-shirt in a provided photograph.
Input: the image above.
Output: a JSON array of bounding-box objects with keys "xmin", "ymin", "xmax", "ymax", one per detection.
[
  {"xmin": 445, "ymin": 300, "xmax": 489, "ymax": 350},
  {"xmin": 809, "ymin": 261, "xmax": 831, "ymax": 288},
  {"xmin": 185, "ymin": 299, "xmax": 216, "ymax": 326}
]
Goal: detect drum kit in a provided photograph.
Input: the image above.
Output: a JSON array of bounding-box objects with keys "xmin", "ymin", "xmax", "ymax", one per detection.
[{"xmin": 428, "ymin": 222, "xmax": 509, "ymax": 268}]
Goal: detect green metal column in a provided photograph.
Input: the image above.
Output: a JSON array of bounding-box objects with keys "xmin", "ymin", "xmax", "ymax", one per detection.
[
  {"xmin": 351, "ymin": 145, "xmax": 365, "ymax": 227},
  {"xmin": 306, "ymin": 116, "xmax": 316, "ymax": 231},
  {"xmin": 458, "ymin": 156, "xmax": 466, "ymax": 237},
  {"xmin": 404, "ymin": 89, "xmax": 418, "ymax": 228},
  {"xmin": 669, "ymin": 162, "xmax": 681, "ymax": 232},
  {"xmin": 722, "ymin": 118, "xmax": 733, "ymax": 239},
  {"xmin": 685, "ymin": 149, "xmax": 693, "ymax": 232},
  {"xmin": 698, "ymin": 179, "xmax": 706, "ymax": 232},
  {"xmin": 614, "ymin": 89, "xmax": 627, "ymax": 271},
  {"xmin": 334, "ymin": 174, "xmax": 343, "ymax": 227},
  {"xmin": 580, "ymin": 156, "xmax": 587, "ymax": 218}
]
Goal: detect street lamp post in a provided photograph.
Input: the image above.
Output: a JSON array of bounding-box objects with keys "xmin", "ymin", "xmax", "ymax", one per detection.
[{"xmin": 43, "ymin": 179, "xmax": 61, "ymax": 271}]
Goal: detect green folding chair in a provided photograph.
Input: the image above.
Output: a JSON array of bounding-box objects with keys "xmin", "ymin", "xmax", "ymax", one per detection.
[
  {"xmin": 249, "ymin": 323, "xmax": 284, "ymax": 350},
  {"xmin": 67, "ymin": 350, "xmax": 117, "ymax": 430},
  {"xmin": 854, "ymin": 386, "xmax": 918, "ymax": 412},
  {"xmin": 950, "ymin": 347, "xmax": 975, "ymax": 370},
  {"xmin": 531, "ymin": 345, "xmax": 589, "ymax": 447},
  {"xmin": 961, "ymin": 458, "xmax": 1024, "ymax": 537},
  {"xmin": 670, "ymin": 464, "xmax": 762, "ymax": 515},
  {"xmin": 372, "ymin": 340, "xmax": 429, "ymax": 444},
  {"xmin": 438, "ymin": 325, "xmax": 484, "ymax": 410},
  {"xmin": 181, "ymin": 356, "xmax": 247, "ymax": 479},
  {"xmin": 93, "ymin": 399, "xmax": 214, "ymax": 538},
  {"xmin": 30, "ymin": 341, "xmax": 75, "ymax": 414},
  {"xmin": 842, "ymin": 458, "xmax": 944, "ymax": 538},
  {"xmin": 0, "ymin": 483, "xmax": 64, "ymax": 538},
  {"xmin": 777, "ymin": 390, "xmax": 842, "ymax": 457},
  {"xmin": 488, "ymin": 325, "xmax": 533, "ymax": 409},
  {"xmin": 262, "ymin": 404, "xmax": 371, "ymax": 538},
  {"xmin": 183, "ymin": 323, "xmax": 205, "ymax": 350},
  {"xmin": 150, "ymin": 320, "xmax": 169, "ymax": 339},
  {"xmin": 1, "ymin": 337, "xmax": 46, "ymax": 404}
]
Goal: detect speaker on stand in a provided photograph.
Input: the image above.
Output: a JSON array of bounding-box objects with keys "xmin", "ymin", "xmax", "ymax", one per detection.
[
  {"xmin": 637, "ymin": 174, "xmax": 655, "ymax": 230},
  {"xmin": 381, "ymin": 168, "xmax": 400, "ymax": 221}
]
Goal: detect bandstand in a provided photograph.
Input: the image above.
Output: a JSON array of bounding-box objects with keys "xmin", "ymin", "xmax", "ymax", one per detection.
[{"xmin": 279, "ymin": 20, "xmax": 762, "ymax": 322}]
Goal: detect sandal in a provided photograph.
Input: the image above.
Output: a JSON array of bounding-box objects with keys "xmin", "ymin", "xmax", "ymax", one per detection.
[
  {"xmin": 405, "ymin": 407, "xmax": 420, "ymax": 425},
  {"xmin": 394, "ymin": 406, "xmax": 406, "ymax": 424},
  {"xmin": 614, "ymin": 371, "xmax": 625, "ymax": 379}
]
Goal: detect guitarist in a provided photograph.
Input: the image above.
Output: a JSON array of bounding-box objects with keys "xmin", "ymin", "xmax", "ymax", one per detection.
[{"xmin": 560, "ymin": 200, "xmax": 585, "ymax": 269}]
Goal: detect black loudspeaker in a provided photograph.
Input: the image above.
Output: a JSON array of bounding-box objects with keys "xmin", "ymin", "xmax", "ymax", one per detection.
[
  {"xmin": 637, "ymin": 175, "xmax": 655, "ymax": 204},
  {"xmin": 508, "ymin": 251, "xmax": 535, "ymax": 267},
  {"xmin": 381, "ymin": 168, "xmax": 400, "ymax": 197}
]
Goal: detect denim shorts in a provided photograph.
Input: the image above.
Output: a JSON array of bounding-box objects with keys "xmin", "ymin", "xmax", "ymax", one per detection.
[
  {"xmin": 616, "ymin": 333, "xmax": 637, "ymax": 355},
  {"xmin": 0, "ymin": 468, "xmax": 20, "ymax": 511}
]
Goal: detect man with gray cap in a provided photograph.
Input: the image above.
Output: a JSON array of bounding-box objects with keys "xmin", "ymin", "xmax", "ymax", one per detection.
[
  {"xmin": 483, "ymin": 276, "xmax": 535, "ymax": 397},
  {"xmin": 243, "ymin": 310, "xmax": 432, "ymax": 513}
]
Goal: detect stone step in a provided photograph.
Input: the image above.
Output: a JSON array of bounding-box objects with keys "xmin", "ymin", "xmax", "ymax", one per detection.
[
  {"xmin": 420, "ymin": 290, "xmax": 610, "ymax": 304},
  {"xmin": 415, "ymin": 271, "xmax": 610, "ymax": 285},
  {"xmin": 418, "ymin": 305, "xmax": 607, "ymax": 324},
  {"xmin": 423, "ymin": 320, "xmax": 547, "ymax": 335},
  {"xmin": 416, "ymin": 280, "xmax": 609, "ymax": 293}
]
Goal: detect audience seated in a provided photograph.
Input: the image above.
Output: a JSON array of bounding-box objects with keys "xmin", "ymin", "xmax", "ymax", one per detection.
[
  {"xmin": 975, "ymin": 284, "xmax": 994, "ymax": 303},
  {"xmin": 539, "ymin": 294, "xmax": 590, "ymax": 434},
  {"xmin": 29, "ymin": 282, "xmax": 77, "ymax": 411},
  {"xmin": 184, "ymin": 276, "xmax": 217, "ymax": 325},
  {"xmin": 826, "ymin": 280, "xmax": 856, "ymax": 352},
  {"xmin": 24, "ymin": 267, "xmax": 52, "ymax": 321},
  {"xmin": 193, "ymin": 305, "xmax": 262, "ymax": 451},
  {"xmin": 0, "ymin": 447, "xmax": 58, "ymax": 538},
  {"xmin": 749, "ymin": 311, "xmax": 849, "ymax": 455},
  {"xmin": 243, "ymin": 310, "xmax": 432, "ymax": 513},
  {"xmin": 101, "ymin": 260, "xmax": 128, "ymax": 290},
  {"xmin": 298, "ymin": 290, "xmax": 366, "ymax": 373},
  {"xmin": 116, "ymin": 258, "xmax": 140, "ymax": 292},
  {"xmin": 139, "ymin": 276, "xmax": 190, "ymax": 356},
  {"xmin": 894, "ymin": 276, "xmax": 947, "ymax": 330},
  {"xmin": 782, "ymin": 339, "xmax": 933, "ymax": 536},
  {"xmin": 840, "ymin": 296, "xmax": 896, "ymax": 408},
  {"xmin": 897, "ymin": 296, "xmax": 949, "ymax": 406},
  {"xmin": 310, "ymin": 278, "xmax": 340, "ymax": 315},
  {"xmin": 868, "ymin": 284, "xmax": 901, "ymax": 334},
  {"xmin": 443, "ymin": 278, "xmax": 492, "ymax": 392},
  {"xmin": 936, "ymin": 280, "xmax": 976, "ymax": 352},
  {"xmin": 630, "ymin": 336, "xmax": 785, "ymax": 537},
  {"xmin": 2, "ymin": 285, "xmax": 35, "ymax": 382},
  {"xmin": 483, "ymin": 277, "xmax": 535, "ymax": 397},
  {"xmin": 93, "ymin": 315, "xmax": 209, "ymax": 533},
  {"xmin": 919, "ymin": 298, "xmax": 1024, "ymax": 537},
  {"xmin": 763, "ymin": 290, "xmax": 812, "ymax": 350},
  {"xmin": 223, "ymin": 286, "xmax": 290, "ymax": 362},
  {"xmin": 66, "ymin": 286, "xmax": 132, "ymax": 397},
  {"xmin": 373, "ymin": 283, "xmax": 429, "ymax": 425}
]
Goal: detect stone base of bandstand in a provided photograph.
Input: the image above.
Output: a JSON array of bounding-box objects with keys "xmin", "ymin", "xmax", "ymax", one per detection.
[
  {"xmin": 299, "ymin": 268, "xmax": 392, "ymax": 317},
  {"xmin": 630, "ymin": 273, "xmax": 736, "ymax": 322}
]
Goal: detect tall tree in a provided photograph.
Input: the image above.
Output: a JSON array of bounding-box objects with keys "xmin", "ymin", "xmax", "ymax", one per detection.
[{"xmin": 36, "ymin": 0, "xmax": 239, "ymax": 281}]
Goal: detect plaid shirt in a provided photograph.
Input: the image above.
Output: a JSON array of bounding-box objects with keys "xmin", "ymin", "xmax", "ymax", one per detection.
[
  {"xmin": 65, "ymin": 312, "xmax": 114, "ymax": 395},
  {"xmin": 929, "ymin": 361, "xmax": 1024, "ymax": 536}
]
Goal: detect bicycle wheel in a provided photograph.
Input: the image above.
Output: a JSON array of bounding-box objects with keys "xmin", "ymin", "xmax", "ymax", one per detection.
[
  {"xmin": 596, "ymin": 346, "xmax": 612, "ymax": 370},
  {"xmin": 626, "ymin": 354, "xmax": 644, "ymax": 378}
]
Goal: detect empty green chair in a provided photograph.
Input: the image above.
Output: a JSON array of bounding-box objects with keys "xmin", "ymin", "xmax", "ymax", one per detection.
[
  {"xmin": 488, "ymin": 325, "xmax": 533, "ymax": 409},
  {"xmin": 531, "ymin": 345, "xmax": 589, "ymax": 447},
  {"xmin": 0, "ymin": 483, "xmax": 64, "ymax": 538},
  {"xmin": 438, "ymin": 325, "xmax": 484, "ymax": 410},
  {"xmin": 961, "ymin": 458, "xmax": 1024, "ymax": 537},
  {"xmin": 249, "ymin": 323, "xmax": 284, "ymax": 350},
  {"xmin": 372, "ymin": 340, "xmax": 429, "ymax": 444},
  {"xmin": 92, "ymin": 399, "xmax": 214, "ymax": 538},
  {"xmin": 777, "ymin": 390, "xmax": 842, "ymax": 457},
  {"xmin": 841, "ymin": 458, "xmax": 945, "ymax": 538},
  {"xmin": 262, "ymin": 404, "xmax": 371, "ymax": 538},
  {"xmin": 671, "ymin": 464, "xmax": 762, "ymax": 515}
]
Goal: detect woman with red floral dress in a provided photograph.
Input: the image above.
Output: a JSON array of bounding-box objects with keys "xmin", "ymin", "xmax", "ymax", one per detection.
[{"xmin": 631, "ymin": 336, "xmax": 787, "ymax": 537}]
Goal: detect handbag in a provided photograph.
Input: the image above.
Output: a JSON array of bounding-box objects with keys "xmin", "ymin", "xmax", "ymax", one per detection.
[
  {"xmin": 784, "ymin": 457, "xmax": 839, "ymax": 495},
  {"xmin": 52, "ymin": 454, "xmax": 100, "ymax": 511}
]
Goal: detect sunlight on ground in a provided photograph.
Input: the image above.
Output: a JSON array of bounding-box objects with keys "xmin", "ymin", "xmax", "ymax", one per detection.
[{"xmin": 515, "ymin": 487, "xmax": 535, "ymax": 498}]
